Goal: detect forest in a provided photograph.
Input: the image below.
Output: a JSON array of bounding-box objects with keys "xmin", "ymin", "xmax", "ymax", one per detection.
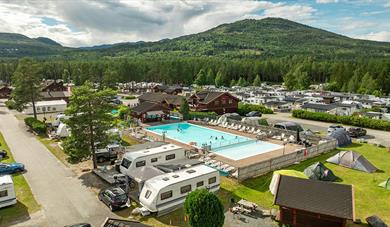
[{"xmin": 1, "ymin": 56, "xmax": 390, "ymax": 96}]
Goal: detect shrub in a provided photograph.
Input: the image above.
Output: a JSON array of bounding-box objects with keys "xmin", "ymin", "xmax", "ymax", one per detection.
[
  {"xmin": 184, "ymin": 189, "xmax": 224, "ymax": 227},
  {"xmin": 5, "ymin": 100, "xmax": 16, "ymax": 110},
  {"xmin": 237, "ymin": 102, "xmax": 273, "ymax": 115},
  {"xmin": 24, "ymin": 117, "xmax": 47, "ymax": 134},
  {"xmin": 189, "ymin": 111, "xmax": 218, "ymax": 119},
  {"xmin": 258, "ymin": 118, "xmax": 269, "ymax": 126},
  {"xmin": 292, "ymin": 110, "xmax": 390, "ymax": 131},
  {"xmin": 124, "ymin": 95, "xmax": 136, "ymax": 100}
]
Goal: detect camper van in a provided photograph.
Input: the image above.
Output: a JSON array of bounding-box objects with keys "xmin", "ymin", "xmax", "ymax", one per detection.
[
  {"xmin": 0, "ymin": 175, "xmax": 16, "ymax": 208},
  {"xmin": 139, "ymin": 164, "xmax": 219, "ymax": 213},
  {"xmin": 119, "ymin": 144, "xmax": 185, "ymax": 176}
]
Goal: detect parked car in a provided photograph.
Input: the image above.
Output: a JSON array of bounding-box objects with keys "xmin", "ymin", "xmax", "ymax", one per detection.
[
  {"xmin": 327, "ymin": 125, "xmax": 345, "ymax": 133},
  {"xmin": 0, "ymin": 162, "xmax": 24, "ymax": 175},
  {"xmin": 65, "ymin": 223, "xmax": 91, "ymax": 227},
  {"xmin": 0, "ymin": 150, "xmax": 6, "ymax": 159},
  {"xmin": 98, "ymin": 187, "xmax": 130, "ymax": 211},
  {"xmin": 347, "ymin": 127, "xmax": 367, "ymax": 137},
  {"xmin": 274, "ymin": 122, "xmax": 304, "ymax": 132},
  {"xmin": 96, "ymin": 144, "xmax": 123, "ymax": 163},
  {"xmin": 246, "ymin": 111, "xmax": 262, "ymax": 117}
]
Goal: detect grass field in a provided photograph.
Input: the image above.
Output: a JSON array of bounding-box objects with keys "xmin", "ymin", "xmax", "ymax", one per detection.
[
  {"xmin": 0, "ymin": 133, "xmax": 40, "ymax": 225},
  {"xmin": 221, "ymin": 143, "xmax": 390, "ymax": 224}
]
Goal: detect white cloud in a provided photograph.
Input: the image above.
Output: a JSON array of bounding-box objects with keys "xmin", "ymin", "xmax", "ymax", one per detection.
[
  {"xmin": 316, "ymin": 0, "xmax": 339, "ymax": 4},
  {"xmin": 356, "ymin": 31, "xmax": 390, "ymax": 42},
  {"xmin": 0, "ymin": 0, "xmax": 317, "ymax": 47}
]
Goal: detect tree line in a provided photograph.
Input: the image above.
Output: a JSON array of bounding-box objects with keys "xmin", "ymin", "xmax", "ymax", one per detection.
[{"xmin": 1, "ymin": 56, "xmax": 390, "ymax": 95}]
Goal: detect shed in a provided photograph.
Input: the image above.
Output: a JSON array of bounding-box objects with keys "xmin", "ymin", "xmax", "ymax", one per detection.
[
  {"xmin": 274, "ymin": 175, "xmax": 355, "ymax": 227},
  {"xmin": 327, "ymin": 130, "xmax": 352, "ymax": 147},
  {"xmin": 327, "ymin": 150, "xmax": 378, "ymax": 173},
  {"xmin": 304, "ymin": 162, "xmax": 337, "ymax": 181}
]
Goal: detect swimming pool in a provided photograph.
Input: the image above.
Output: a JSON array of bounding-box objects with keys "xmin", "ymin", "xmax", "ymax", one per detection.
[{"xmin": 145, "ymin": 122, "xmax": 283, "ymax": 160}]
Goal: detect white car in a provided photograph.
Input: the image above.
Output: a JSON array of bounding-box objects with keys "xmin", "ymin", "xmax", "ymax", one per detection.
[{"xmin": 327, "ymin": 125, "xmax": 345, "ymax": 134}]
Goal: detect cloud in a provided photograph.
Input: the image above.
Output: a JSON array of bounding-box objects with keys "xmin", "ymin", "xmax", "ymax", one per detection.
[
  {"xmin": 356, "ymin": 31, "xmax": 390, "ymax": 42},
  {"xmin": 0, "ymin": 0, "xmax": 317, "ymax": 47},
  {"xmin": 316, "ymin": 0, "xmax": 339, "ymax": 3}
]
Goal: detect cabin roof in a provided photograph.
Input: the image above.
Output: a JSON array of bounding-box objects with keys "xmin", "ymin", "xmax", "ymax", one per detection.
[
  {"xmin": 122, "ymin": 144, "xmax": 182, "ymax": 160},
  {"xmin": 274, "ymin": 175, "xmax": 354, "ymax": 220},
  {"xmin": 145, "ymin": 164, "xmax": 217, "ymax": 189}
]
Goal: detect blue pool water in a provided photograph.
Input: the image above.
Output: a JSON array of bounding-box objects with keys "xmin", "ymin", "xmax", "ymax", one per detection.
[{"xmin": 146, "ymin": 122, "xmax": 283, "ymax": 160}]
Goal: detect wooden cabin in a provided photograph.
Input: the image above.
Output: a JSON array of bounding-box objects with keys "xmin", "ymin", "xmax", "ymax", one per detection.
[{"xmin": 188, "ymin": 91, "xmax": 239, "ymax": 115}]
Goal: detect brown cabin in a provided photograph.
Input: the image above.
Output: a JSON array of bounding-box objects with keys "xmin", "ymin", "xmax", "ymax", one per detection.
[
  {"xmin": 0, "ymin": 86, "xmax": 12, "ymax": 99},
  {"xmin": 40, "ymin": 80, "xmax": 70, "ymax": 102},
  {"xmin": 188, "ymin": 91, "xmax": 239, "ymax": 115},
  {"xmin": 41, "ymin": 80, "xmax": 67, "ymax": 92},
  {"xmin": 131, "ymin": 101, "xmax": 169, "ymax": 123},
  {"xmin": 138, "ymin": 92, "xmax": 182, "ymax": 110},
  {"xmin": 274, "ymin": 175, "xmax": 355, "ymax": 227}
]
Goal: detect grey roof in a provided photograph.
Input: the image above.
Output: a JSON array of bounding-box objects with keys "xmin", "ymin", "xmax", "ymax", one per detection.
[
  {"xmin": 192, "ymin": 91, "xmax": 239, "ymax": 104},
  {"xmin": 40, "ymin": 91, "xmax": 70, "ymax": 99},
  {"xmin": 274, "ymin": 175, "xmax": 354, "ymax": 220},
  {"xmin": 302, "ymin": 102, "xmax": 337, "ymax": 111},
  {"xmin": 138, "ymin": 92, "xmax": 182, "ymax": 106},
  {"xmin": 131, "ymin": 101, "xmax": 168, "ymax": 115}
]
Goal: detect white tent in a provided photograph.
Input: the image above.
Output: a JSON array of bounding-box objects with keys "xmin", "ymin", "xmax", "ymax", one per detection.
[{"xmin": 56, "ymin": 123, "xmax": 70, "ymax": 138}]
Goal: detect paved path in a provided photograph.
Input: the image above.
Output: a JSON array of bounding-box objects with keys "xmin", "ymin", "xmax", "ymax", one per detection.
[
  {"xmin": 0, "ymin": 102, "xmax": 113, "ymax": 227},
  {"xmin": 265, "ymin": 112, "xmax": 390, "ymax": 146}
]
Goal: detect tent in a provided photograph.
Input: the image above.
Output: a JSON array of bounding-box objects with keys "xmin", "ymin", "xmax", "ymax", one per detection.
[
  {"xmin": 269, "ymin": 170, "xmax": 307, "ymax": 195},
  {"xmin": 55, "ymin": 123, "xmax": 70, "ymax": 138},
  {"xmin": 327, "ymin": 130, "xmax": 352, "ymax": 147},
  {"xmin": 304, "ymin": 162, "xmax": 337, "ymax": 181},
  {"xmin": 378, "ymin": 178, "xmax": 390, "ymax": 190},
  {"xmin": 327, "ymin": 150, "xmax": 378, "ymax": 173}
]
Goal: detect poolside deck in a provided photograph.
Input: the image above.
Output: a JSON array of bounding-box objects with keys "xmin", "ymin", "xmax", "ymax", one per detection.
[{"xmin": 142, "ymin": 121, "xmax": 304, "ymax": 168}]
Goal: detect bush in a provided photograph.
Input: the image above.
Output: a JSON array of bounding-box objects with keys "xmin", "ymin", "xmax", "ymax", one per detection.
[
  {"xmin": 292, "ymin": 110, "xmax": 390, "ymax": 131},
  {"xmin": 5, "ymin": 100, "xmax": 16, "ymax": 110},
  {"xmin": 258, "ymin": 118, "xmax": 269, "ymax": 126},
  {"xmin": 237, "ymin": 102, "xmax": 273, "ymax": 115},
  {"xmin": 189, "ymin": 111, "xmax": 218, "ymax": 119},
  {"xmin": 24, "ymin": 117, "xmax": 47, "ymax": 134},
  {"xmin": 124, "ymin": 95, "xmax": 136, "ymax": 100},
  {"xmin": 184, "ymin": 189, "xmax": 224, "ymax": 227}
]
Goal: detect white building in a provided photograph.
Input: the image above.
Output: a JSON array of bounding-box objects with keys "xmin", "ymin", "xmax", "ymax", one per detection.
[{"xmin": 23, "ymin": 100, "xmax": 67, "ymax": 115}]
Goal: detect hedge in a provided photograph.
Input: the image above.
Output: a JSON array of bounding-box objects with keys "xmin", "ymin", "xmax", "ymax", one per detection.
[
  {"xmin": 292, "ymin": 110, "xmax": 390, "ymax": 131},
  {"xmin": 189, "ymin": 111, "xmax": 218, "ymax": 119},
  {"xmin": 237, "ymin": 102, "xmax": 274, "ymax": 115},
  {"xmin": 24, "ymin": 117, "xmax": 47, "ymax": 134}
]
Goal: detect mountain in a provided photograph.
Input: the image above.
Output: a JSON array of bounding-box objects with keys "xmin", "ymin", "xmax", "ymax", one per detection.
[
  {"xmin": 1, "ymin": 18, "xmax": 390, "ymax": 59},
  {"xmin": 0, "ymin": 33, "xmax": 68, "ymax": 58}
]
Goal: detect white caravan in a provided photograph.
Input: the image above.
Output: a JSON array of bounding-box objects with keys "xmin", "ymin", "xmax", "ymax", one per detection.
[
  {"xmin": 55, "ymin": 123, "xmax": 70, "ymax": 138},
  {"xmin": 0, "ymin": 175, "xmax": 16, "ymax": 208},
  {"xmin": 139, "ymin": 164, "xmax": 220, "ymax": 213},
  {"xmin": 119, "ymin": 144, "xmax": 185, "ymax": 176}
]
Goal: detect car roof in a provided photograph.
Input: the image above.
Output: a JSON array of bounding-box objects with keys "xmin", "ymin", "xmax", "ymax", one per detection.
[{"xmin": 106, "ymin": 187, "xmax": 125, "ymax": 196}]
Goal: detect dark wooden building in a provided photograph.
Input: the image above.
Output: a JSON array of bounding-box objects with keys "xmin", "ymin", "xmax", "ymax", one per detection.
[
  {"xmin": 40, "ymin": 80, "xmax": 70, "ymax": 102},
  {"xmin": 0, "ymin": 86, "xmax": 12, "ymax": 99},
  {"xmin": 138, "ymin": 92, "xmax": 182, "ymax": 110},
  {"xmin": 152, "ymin": 85, "xmax": 182, "ymax": 95},
  {"xmin": 188, "ymin": 91, "xmax": 239, "ymax": 114},
  {"xmin": 41, "ymin": 80, "xmax": 68, "ymax": 92},
  {"xmin": 131, "ymin": 101, "xmax": 169, "ymax": 123},
  {"xmin": 274, "ymin": 175, "xmax": 355, "ymax": 227}
]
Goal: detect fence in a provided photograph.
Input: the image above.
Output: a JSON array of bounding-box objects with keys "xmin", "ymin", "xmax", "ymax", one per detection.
[{"xmin": 236, "ymin": 139, "xmax": 337, "ymax": 181}]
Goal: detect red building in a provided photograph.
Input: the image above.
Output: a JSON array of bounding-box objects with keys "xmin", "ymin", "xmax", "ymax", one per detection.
[
  {"xmin": 188, "ymin": 91, "xmax": 239, "ymax": 114},
  {"xmin": 0, "ymin": 86, "xmax": 12, "ymax": 99},
  {"xmin": 274, "ymin": 175, "xmax": 355, "ymax": 227}
]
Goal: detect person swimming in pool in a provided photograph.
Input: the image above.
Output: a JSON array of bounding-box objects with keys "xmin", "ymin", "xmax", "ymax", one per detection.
[{"xmin": 221, "ymin": 136, "xmax": 224, "ymax": 140}]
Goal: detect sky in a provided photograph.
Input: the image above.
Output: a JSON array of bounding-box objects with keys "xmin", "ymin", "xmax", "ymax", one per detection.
[{"xmin": 0, "ymin": 0, "xmax": 390, "ymax": 47}]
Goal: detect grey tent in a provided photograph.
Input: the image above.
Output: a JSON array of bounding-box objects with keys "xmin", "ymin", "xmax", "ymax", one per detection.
[
  {"xmin": 327, "ymin": 130, "xmax": 352, "ymax": 147},
  {"xmin": 327, "ymin": 150, "xmax": 378, "ymax": 173},
  {"xmin": 378, "ymin": 178, "xmax": 390, "ymax": 190},
  {"xmin": 366, "ymin": 215, "xmax": 388, "ymax": 227},
  {"xmin": 304, "ymin": 162, "xmax": 337, "ymax": 181}
]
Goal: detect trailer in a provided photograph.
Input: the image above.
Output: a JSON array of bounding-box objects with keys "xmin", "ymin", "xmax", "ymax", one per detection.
[
  {"xmin": 0, "ymin": 175, "xmax": 16, "ymax": 208},
  {"xmin": 119, "ymin": 144, "xmax": 185, "ymax": 176},
  {"xmin": 139, "ymin": 164, "xmax": 220, "ymax": 214},
  {"xmin": 23, "ymin": 100, "xmax": 67, "ymax": 115}
]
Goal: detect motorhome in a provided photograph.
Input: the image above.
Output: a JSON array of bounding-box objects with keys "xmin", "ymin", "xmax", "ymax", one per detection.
[
  {"xmin": 139, "ymin": 164, "xmax": 219, "ymax": 214},
  {"xmin": 119, "ymin": 144, "xmax": 185, "ymax": 176},
  {"xmin": 0, "ymin": 175, "xmax": 16, "ymax": 208}
]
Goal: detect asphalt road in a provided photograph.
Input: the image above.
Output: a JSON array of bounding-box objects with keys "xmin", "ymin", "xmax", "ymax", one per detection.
[
  {"xmin": 0, "ymin": 101, "xmax": 113, "ymax": 227},
  {"xmin": 265, "ymin": 112, "xmax": 390, "ymax": 147}
]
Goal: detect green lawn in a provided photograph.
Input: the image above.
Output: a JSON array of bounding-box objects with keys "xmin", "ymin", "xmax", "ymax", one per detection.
[
  {"xmin": 0, "ymin": 133, "xmax": 40, "ymax": 225},
  {"xmin": 221, "ymin": 143, "xmax": 390, "ymax": 224}
]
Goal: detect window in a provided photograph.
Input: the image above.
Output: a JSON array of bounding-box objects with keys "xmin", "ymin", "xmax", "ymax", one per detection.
[
  {"xmin": 52, "ymin": 107, "xmax": 56, "ymax": 111},
  {"xmin": 47, "ymin": 107, "xmax": 51, "ymax": 111},
  {"xmin": 180, "ymin": 185, "xmax": 192, "ymax": 194},
  {"xmin": 145, "ymin": 190, "xmax": 152, "ymax": 199},
  {"xmin": 136, "ymin": 160, "xmax": 146, "ymax": 167},
  {"xmin": 229, "ymin": 99, "xmax": 233, "ymax": 104},
  {"xmin": 160, "ymin": 191, "xmax": 172, "ymax": 200},
  {"xmin": 121, "ymin": 158, "xmax": 132, "ymax": 169},
  {"xmin": 165, "ymin": 154, "xmax": 175, "ymax": 160},
  {"xmin": 0, "ymin": 190, "xmax": 8, "ymax": 198},
  {"xmin": 196, "ymin": 181, "xmax": 204, "ymax": 187},
  {"xmin": 208, "ymin": 177, "xmax": 217, "ymax": 184},
  {"xmin": 151, "ymin": 157, "xmax": 158, "ymax": 163}
]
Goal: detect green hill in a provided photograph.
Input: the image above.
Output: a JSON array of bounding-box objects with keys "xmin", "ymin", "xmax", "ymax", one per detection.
[{"xmin": 1, "ymin": 18, "xmax": 390, "ymax": 59}]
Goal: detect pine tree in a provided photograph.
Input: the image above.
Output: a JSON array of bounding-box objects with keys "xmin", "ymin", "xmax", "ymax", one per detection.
[
  {"xmin": 194, "ymin": 69, "xmax": 207, "ymax": 86},
  {"xmin": 253, "ymin": 74, "xmax": 261, "ymax": 87},
  {"xmin": 215, "ymin": 70, "xmax": 224, "ymax": 87}
]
